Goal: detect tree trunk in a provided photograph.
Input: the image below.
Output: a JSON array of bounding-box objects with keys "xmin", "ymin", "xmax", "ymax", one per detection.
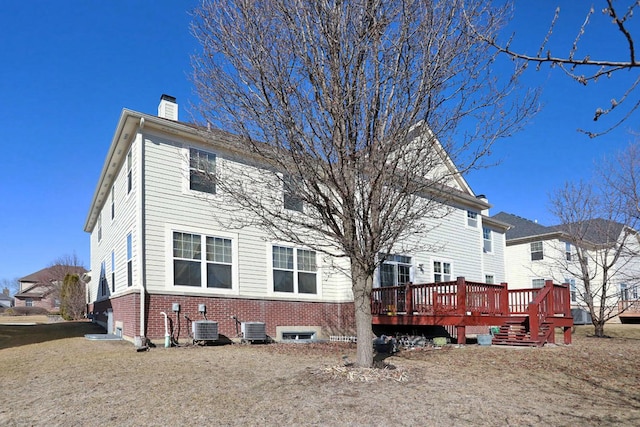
[
  {"xmin": 351, "ymin": 265, "xmax": 374, "ymax": 368},
  {"xmin": 593, "ymin": 321, "xmax": 605, "ymax": 338}
]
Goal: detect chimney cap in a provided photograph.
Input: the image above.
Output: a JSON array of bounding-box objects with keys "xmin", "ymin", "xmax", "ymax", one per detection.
[{"xmin": 160, "ymin": 94, "xmax": 176, "ymax": 103}]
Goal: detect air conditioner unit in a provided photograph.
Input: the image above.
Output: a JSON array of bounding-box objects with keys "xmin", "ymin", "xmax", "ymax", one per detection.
[
  {"xmin": 192, "ymin": 320, "xmax": 218, "ymax": 341},
  {"xmin": 241, "ymin": 321, "xmax": 266, "ymax": 342}
]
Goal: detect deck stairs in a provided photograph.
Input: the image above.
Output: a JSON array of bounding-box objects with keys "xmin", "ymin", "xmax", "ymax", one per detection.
[{"xmin": 492, "ymin": 317, "xmax": 552, "ymax": 347}]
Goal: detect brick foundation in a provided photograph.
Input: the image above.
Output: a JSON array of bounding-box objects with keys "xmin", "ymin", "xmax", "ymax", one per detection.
[{"xmin": 91, "ymin": 292, "xmax": 356, "ymax": 342}]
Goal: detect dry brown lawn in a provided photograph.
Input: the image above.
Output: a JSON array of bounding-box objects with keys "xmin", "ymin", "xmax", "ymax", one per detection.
[{"xmin": 1, "ymin": 316, "xmax": 639, "ymax": 426}]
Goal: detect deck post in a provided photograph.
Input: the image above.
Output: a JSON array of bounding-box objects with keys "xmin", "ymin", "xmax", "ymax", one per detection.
[
  {"xmin": 456, "ymin": 277, "xmax": 466, "ymax": 315},
  {"xmin": 500, "ymin": 282, "xmax": 509, "ymax": 315},
  {"xmin": 546, "ymin": 280, "xmax": 555, "ymax": 315},
  {"xmin": 564, "ymin": 326, "xmax": 572, "ymax": 345},
  {"xmin": 456, "ymin": 325, "xmax": 466, "ymax": 344},
  {"xmin": 405, "ymin": 283, "xmax": 413, "ymax": 315}
]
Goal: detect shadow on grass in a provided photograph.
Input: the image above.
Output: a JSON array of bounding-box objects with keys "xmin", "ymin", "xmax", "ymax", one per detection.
[{"xmin": 0, "ymin": 321, "xmax": 106, "ymax": 350}]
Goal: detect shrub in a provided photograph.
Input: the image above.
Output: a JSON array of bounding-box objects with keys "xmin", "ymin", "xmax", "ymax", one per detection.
[{"xmin": 4, "ymin": 307, "xmax": 49, "ymax": 316}]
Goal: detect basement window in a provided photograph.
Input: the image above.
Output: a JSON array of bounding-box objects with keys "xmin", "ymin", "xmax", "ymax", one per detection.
[{"xmin": 281, "ymin": 331, "xmax": 316, "ymax": 342}]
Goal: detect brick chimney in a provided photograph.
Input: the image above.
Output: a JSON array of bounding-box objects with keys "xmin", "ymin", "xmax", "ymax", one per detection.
[{"xmin": 158, "ymin": 94, "xmax": 178, "ymax": 121}]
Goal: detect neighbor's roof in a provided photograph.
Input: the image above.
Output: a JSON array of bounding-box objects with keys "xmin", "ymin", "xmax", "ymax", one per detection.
[
  {"xmin": 491, "ymin": 212, "xmax": 557, "ymax": 241},
  {"xmin": 492, "ymin": 212, "xmax": 631, "ymax": 246},
  {"xmin": 20, "ymin": 265, "xmax": 87, "ymax": 284}
]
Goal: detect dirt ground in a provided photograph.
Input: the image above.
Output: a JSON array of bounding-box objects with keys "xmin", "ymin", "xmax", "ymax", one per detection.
[{"xmin": 1, "ymin": 317, "xmax": 639, "ymax": 426}]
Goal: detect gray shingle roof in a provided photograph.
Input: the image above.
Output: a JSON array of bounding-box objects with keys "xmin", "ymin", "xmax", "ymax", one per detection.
[
  {"xmin": 492, "ymin": 212, "xmax": 629, "ymax": 245},
  {"xmin": 491, "ymin": 212, "xmax": 555, "ymax": 240}
]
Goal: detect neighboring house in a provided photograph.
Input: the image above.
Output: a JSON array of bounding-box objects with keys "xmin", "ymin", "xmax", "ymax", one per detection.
[
  {"xmin": 13, "ymin": 266, "xmax": 87, "ymax": 312},
  {"xmin": 84, "ymin": 95, "xmax": 508, "ymax": 343},
  {"xmin": 0, "ymin": 288, "xmax": 13, "ymax": 308},
  {"xmin": 493, "ymin": 212, "xmax": 640, "ymax": 323}
]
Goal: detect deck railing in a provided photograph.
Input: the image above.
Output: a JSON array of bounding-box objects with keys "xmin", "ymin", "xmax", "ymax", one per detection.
[
  {"xmin": 372, "ymin": 277, "xmax": 509, "ymax": 316},
  {"xmin": 371, "ymin": 277, "xmax": 571, "ymax": 319}
]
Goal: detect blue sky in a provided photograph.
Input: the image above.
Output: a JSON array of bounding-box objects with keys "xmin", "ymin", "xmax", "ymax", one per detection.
[{"xmin": 0, "ymin": 1, "xmax": 637, "ymax": 285}]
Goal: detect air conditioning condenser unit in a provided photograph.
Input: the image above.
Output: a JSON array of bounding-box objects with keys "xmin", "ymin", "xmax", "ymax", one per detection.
[
  {"xmin": 192, "ymin": 320, "xmax": 218, "ymax": 342},
  {"xmin": 241, "ymin": 321, "xmax": 266, "ymax": 342}
]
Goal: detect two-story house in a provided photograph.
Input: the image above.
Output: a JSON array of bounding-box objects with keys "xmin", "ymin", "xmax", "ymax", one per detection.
[
  {"xmin": 493, "ymin": 212, "xmax": 640, "ymax": 324},
  {"xmin": 84, "ymin": 95, "xmax": 508, "ymax": 344}
]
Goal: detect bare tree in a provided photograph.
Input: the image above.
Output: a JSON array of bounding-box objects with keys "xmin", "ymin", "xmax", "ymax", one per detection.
[
  {"xmin": 46, "ymin": 253, "xmax": 87, "ymax": 310},
  {"xmin": 60, "ymin": 274, "xmax": 86, "ymax": 320},
  {"xmin": 469, "ymin": 1, "xmax": 640, "ymax": 137},
  {"xmin": 191, "ymin": 0, "xmax": 536, "ymax": 367},
  {"xmin": 0, "ymin": 277, "xmax": 20, "ymax": 297},
  {"xmin": 549, "ymin": 174, "xmax": 640, "ymax": 337}
]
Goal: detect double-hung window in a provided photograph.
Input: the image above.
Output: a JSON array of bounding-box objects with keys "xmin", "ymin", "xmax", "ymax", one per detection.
[
  {"xmin": 189, "ymin": 148, "xmax": 216, "ymax": 194},
  {"xmin": 433, "ymin": 261, "xmax": 451, "ymax": 283},
  {"xmin": 283, "ymin": 174, "xmax": 303, "ymax": 212},
  {"xmin": 483, "ymin": 227, "xmax": 492, "ymax": 253},
  {"xmin": 111, "ymin": 250, "xmax": 115, "ymax": 292},
  {"xmin": 100, "ymin": 260, "xmax": 108, "ymax": 296},
  {"xmin": 565, "ymin": 242, "xmax": 572, "ymax": 261},
  {"xmin": 530, "ymin": 241, "xmax": 543, "ymax": 261},
  {"xmin": 379, "ymin": 254, "xmax": 412, "ymax": 287},
  {"xmin": 126, "ymin": 233, "xmax": 133, "ymax": 287},
  {"xmin": 532, "ymin": 278, "xmax": 545, "ymax": 288},
  {"xmin": 566, "ymin": 278, "xmax": 577, "ymax": 302},
  {"xmin": 173, "ymin": 232, "xmax": 233, "ymax": 289},
  {"xmin": 467, "ymin": 211, "xmax": 478, "ymax": 228},
  {"xmin": 272, "ymin": 245, "xmax": 317, "ymax": 294}
]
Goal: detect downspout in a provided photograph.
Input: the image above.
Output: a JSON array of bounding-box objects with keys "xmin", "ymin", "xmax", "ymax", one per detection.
[{"xmin": 136, "ymin": 118, "xmax": 147, "ymax": 340}]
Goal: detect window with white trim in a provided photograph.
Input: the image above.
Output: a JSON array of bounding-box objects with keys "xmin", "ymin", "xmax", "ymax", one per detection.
[
  {"xmin": 379, "ymin": 254, "xmax": 412, "ymax": 287},
  {"xmin": 111, "ymin": 250, "xmax": 115, "ymax": 293},
  {"xmin": 127, "ymin": 149, "xmax": 132, "ymax": 194},
  {"xmin": 189, "ymin": 148, "xmax": 216, "ymax": 194},
  {"xmin": 25, "ymin": 298, "xmax": 33, "ymax": 307},
  {"xmin": 126, "ymin": 233, "xmax": 132, "ymax": 287},
  {"xmin": 467, "ymin": 211, "xmax": 478, "ymax": 228},
  {"xmin": 485, "ymin": 274, "xmax": 494, "ymax": 284},
  {"xmin": 433, "ymin": 261, "xmax": 451, "ymax": 283},
  {"xmin": 532, "ymin": 278, "xmax": 545, "ymax": 288},
  {"xmin": 272, "ymin": 245, "xmax": 317, "ymax": 294},
  {"xmin": 483, "ymin": 227, "xmax": 492, "ymax": 253},
  {"xmin": 530, "ymin": 241, "xmax": 543, "ymax": 261},
  {"xmin": 565, "ymin": 242, "xmax": 572, "ymax": 261},
  {"xmin": 566, "ymin": 278, "xmax": 576, "ymax": 302},
  {"xmin": 100, "ymin": 260, "xmax": 108, "ymax": 296},
  {"xmin": 110, "ymin": 186, "xmax": 115, "ymax": 219},
  {"xmin": 621, "ymin": 283, "xmax": 629, "ymax": 300},
  {"xmin": 283, "ymin": 174, "xmax": 303, "ymax": 212},
  {"xmin": 173, "ymin": 232, "xmax": 233, "ymax": 289},
  {"xmin": 97, "ymin": 212, "xmax": 102, "ymax": 243}
]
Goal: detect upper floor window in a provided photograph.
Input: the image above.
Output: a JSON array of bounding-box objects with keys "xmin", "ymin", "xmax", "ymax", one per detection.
[
  {"xmin": 485, "ymin": 274, "xmax": 494, "ymax": 284},
  {"xmin": 379, "ymin": 254, "xmax": 412, "ymax": 287},
  {"xmin": 530, "ymin": 241, "xmax": 543, "ymax": 261},
  {"xmin": 483, "ymin": 227, "xmax": 492, "ymax": 253},
  {"xmin": 173, "ymin": 232, "xmax": 232, "ymax": 289},
  {"xmin": 189, "ymin": 148, "xmax": 216, "ymax": 194},
  {"xmin": 467, "ymin": 211, "xmax": 478, "ymax": 228},
  {"xmin": 110, "ymin": 186, "xmax": 115, "ymax": 220},
  {"xmin": 283, "ymin": 174, "xmax": 303, "ymax": 212},
  {"xmin": 97, "ymin": 212, "xmax": 102, "ymax": 242},
  {"xmin": 127, "ymin": 149, "xmax": 132, "ymax": 194},
  {"xmin": 565, "ymin": 242, "xmax": 572, "ymax": 261},
  {"xmin": 272, "ymin": 245, "xmax": 317, "ymax": 294},
  {"xmin": 433, "ymin": 261, "xmax": 451, "ymax": 283}
]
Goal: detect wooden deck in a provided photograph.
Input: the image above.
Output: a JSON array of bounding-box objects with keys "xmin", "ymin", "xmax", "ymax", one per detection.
[
  {"xmin": 619, "ymin": 300, "xmax": 640, "ymax": 323},
  {"xmin": 371, "ymin": 278, "xmax": 573, "ymax": 346}
]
